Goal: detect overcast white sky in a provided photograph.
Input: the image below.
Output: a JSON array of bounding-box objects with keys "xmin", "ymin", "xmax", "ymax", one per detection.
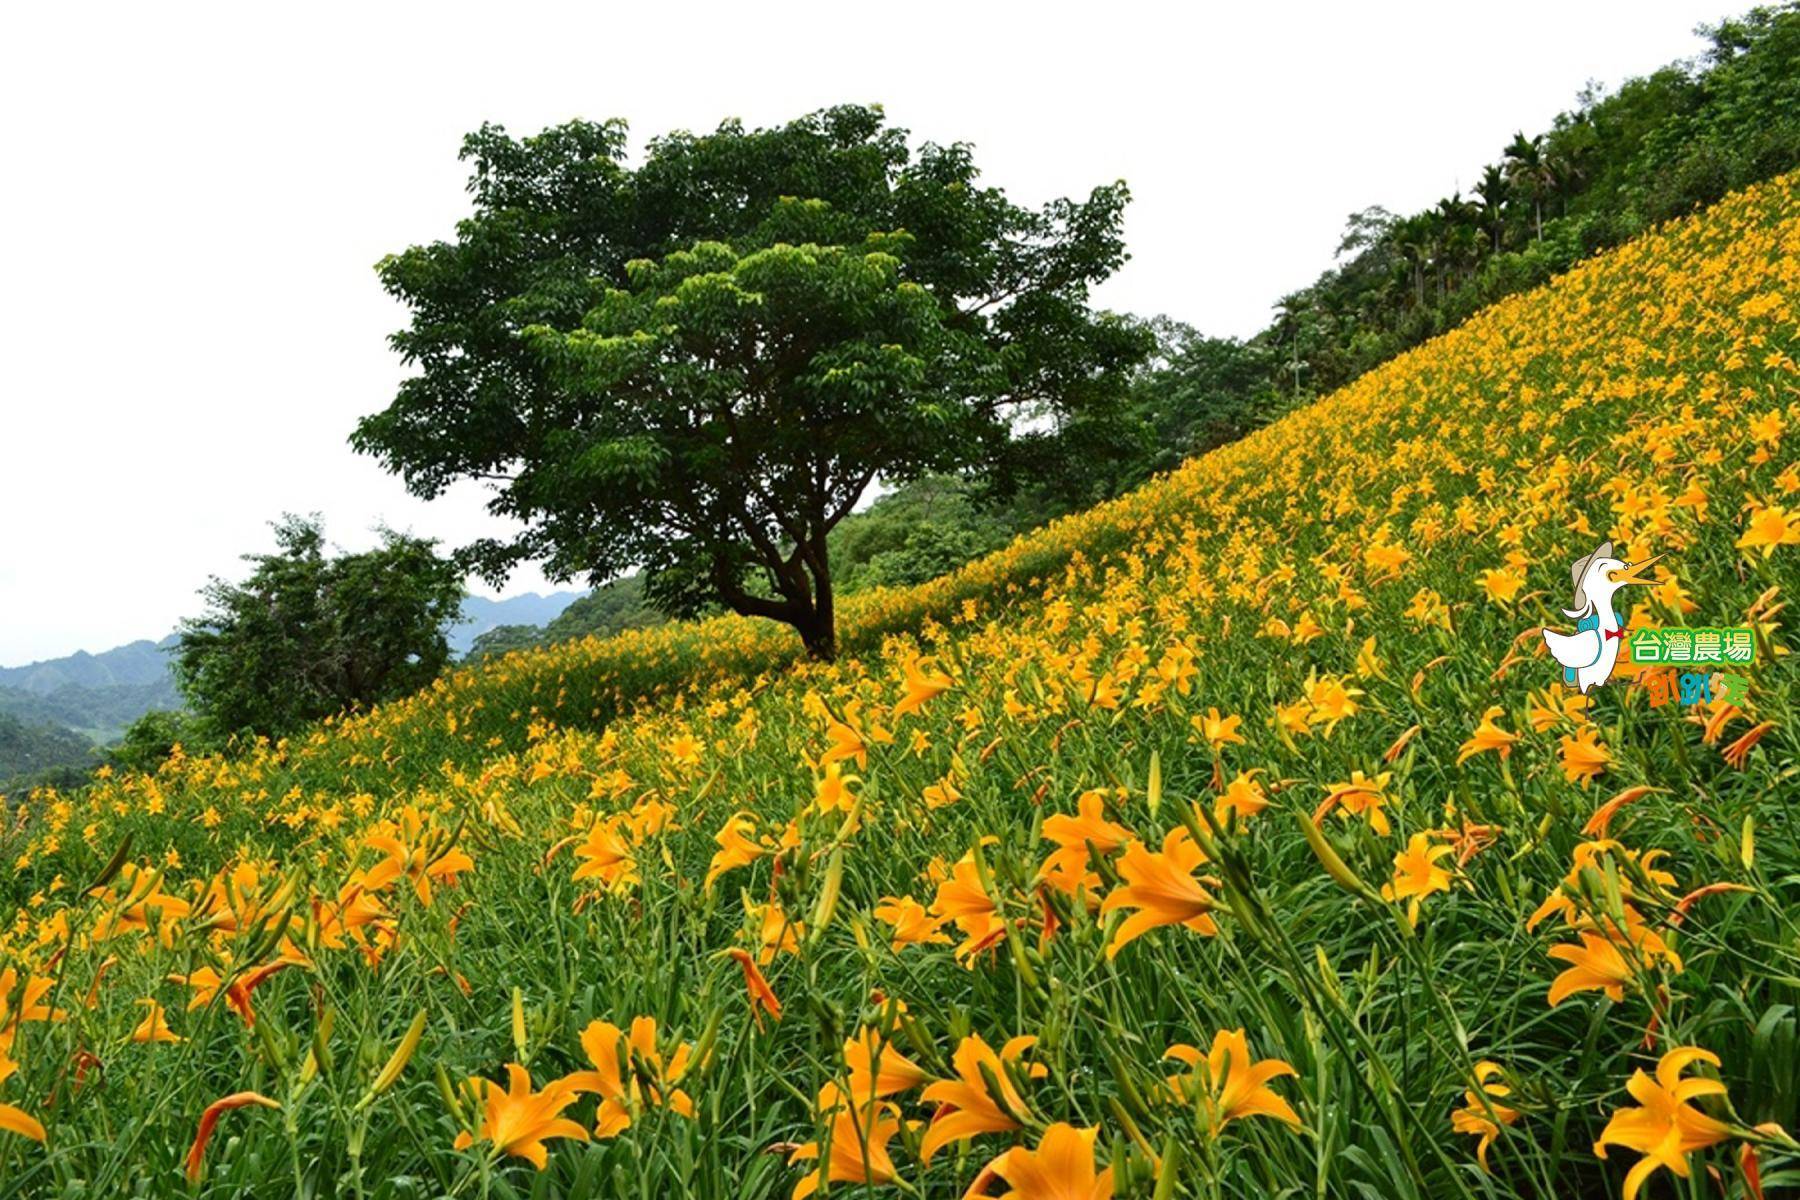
[{"xmin": 0, "ymin": 0, "xmax": 1736, "ymax": 665}]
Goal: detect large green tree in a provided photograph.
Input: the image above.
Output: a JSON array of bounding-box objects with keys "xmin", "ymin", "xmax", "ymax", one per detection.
[
  {"xmin": 353, "ymin": 105, "xmax": 1147, "ymax": 659},
  {"xmin": 174, "ymin": 517, "xmax": 465, "ymax": 737}
]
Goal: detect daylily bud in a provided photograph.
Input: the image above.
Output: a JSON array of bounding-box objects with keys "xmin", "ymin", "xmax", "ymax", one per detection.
[
  {"xmin": 1297, "ymin": 810, "xmax": 1380, "ymax": 902},
  {"xmin": 807, "ymin": 848, "xmax": 845, "ymax": 943},
  {"xmin": 360, "ymin": 1009, "xmax": 427, "ymax": 1107}
]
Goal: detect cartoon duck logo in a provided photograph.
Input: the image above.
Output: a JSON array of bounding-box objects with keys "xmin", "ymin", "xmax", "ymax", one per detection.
[{"xmin": 1541, "ymin": 541, "xmax": 1664, "ymax": 693}]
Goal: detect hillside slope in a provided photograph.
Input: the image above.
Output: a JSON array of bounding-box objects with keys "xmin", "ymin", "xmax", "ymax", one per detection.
[
  {"xmin": 447, "ymin": 591, "xmax": 587, "ymax": 658},
  {"xmin": 0, "ymin": 175, "xmax": 1795, "ymax": 1198},
  {"xmin": 0, "ymin": 712, "xmax": 97, "ymax": 784}
]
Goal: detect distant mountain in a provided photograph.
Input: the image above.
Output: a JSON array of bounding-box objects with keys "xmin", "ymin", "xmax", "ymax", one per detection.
[
  {"xmin": 0, "ymin": 635, "xmax": 180, "ymax": 695},
  {"xmin": 0, "ymin": 591, "xmax": 583, "ymax": 778},
  {"xmin": 448, "ymin": 591, "xmax": 586, "ymax": 657},
  {"xmin": 0, "ymin": 636, "xmax": 184, "ymax": 746}
]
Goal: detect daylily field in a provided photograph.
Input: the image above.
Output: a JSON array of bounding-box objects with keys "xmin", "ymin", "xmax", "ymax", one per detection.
[{"xmin": 2, "ymin": 174, "xmax": 1799, "ymax": 1199}]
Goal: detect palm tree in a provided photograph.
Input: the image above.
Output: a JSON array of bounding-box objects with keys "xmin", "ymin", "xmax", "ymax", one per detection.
[
  {"xmin": 1503, "ymin": 132, "xmax": 1554, "ymax": 242},
  {"xmin": 1547, "ymin": 144, "xmax": 1588, "ymax": 218},
  {"xmin": 1271, "ymin": 293, "xmax": 1316, "ymax": 395},
  {"xmin": 1474, "ymin": 164, "xmax": 1510, "ymax": 253},
  {"xmin": 1436, "ymin": 193, "xmax": 1482, "ymax": 293},
  {"xmin": 1392, "ymin": 213, "xmax": 1434, "ymax": 309}
]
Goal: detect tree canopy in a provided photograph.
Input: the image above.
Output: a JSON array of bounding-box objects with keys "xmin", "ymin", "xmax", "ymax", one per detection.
[
  {"xmin": 353, "ymin": 104, "xmax": 1147, "ymax": 658},
  {"xmin": 173, "ymin": 517, "xmax": 465, "ymax": 737}
]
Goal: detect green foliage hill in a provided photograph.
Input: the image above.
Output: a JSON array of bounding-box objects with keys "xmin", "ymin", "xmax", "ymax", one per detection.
[
  {"xmin": 0, "ymin": 711, "xmax": 98, "ymax": 793},
  {"xmin": 1068, "ymin": 4, "xmax": 1800, "ymax": 498}
]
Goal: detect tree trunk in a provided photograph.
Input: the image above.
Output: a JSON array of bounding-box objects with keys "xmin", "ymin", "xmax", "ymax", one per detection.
[
  {"xmin": 713, "ymin": 538, "xmax": 839, "ymax": 662},
  {"xmin": 798, "ymin": 611, "xmax": 836, "ymax": 661},
  {"xmin": 798, "ymin": 532, "xmax": 836, "ymax": 661}
]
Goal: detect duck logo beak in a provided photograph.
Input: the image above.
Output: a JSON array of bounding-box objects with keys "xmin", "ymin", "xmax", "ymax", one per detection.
[{"xmin": 1609, "ymin": 553, "xmax": 1665, "ymax": 586}]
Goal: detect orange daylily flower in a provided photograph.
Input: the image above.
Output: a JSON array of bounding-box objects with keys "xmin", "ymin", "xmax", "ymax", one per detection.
[
  {"xmin": 663, "ymin": 732, "xmax": 705, "ymax": 768},
  {"xmin": 702, "ymin": 813, "xmax": 788, "ymax": 895},
  {"xmin": 451, "ymin": 1063, "xmax": 589, "ymax": 1169},
  {"xmin": 1037, "ymin": 791, "xmax": 1131, "ymax": 893},
  {"xmin": 1736, "ymin": 503, "xmax": 1800, "ymax": 557},
  {"xmin": 1547, "ymin": 922, "xmax": 1681, "ymax": 1007},
  {"xmin": 90, "ymin": 865, "xmax": 193, "ymax": 946},
  {"xmin": 189, "ymin": 863, "xmax": 295, "ymax": 939},
  {"xmin": 923, "ymin": 774, "xmax": 964, "ymax": 809},
  {"xmin": 1365, "ymin": 540, "xmax": 1411, "ymax": 574},
  {"xmin": 0, "ymin": 968, "xmax": 63, "ymax": 1029},
  {"xmin": 168, "ymin": 960, "xmax": 289, "ymax": 1028},
  {"xmin": 1528, "ymin": 840, "xmax": 1677, "ymax": 929},
  {"xmin": 567, "ymin": 1016, "xmax": 695, "ymax": 1138},
  {"xmin": 1428, "ymin": 819, "xmax": 1501, "ymax": 867},
  {"xmin": 1316, "ymin": 770, "xmax": 1394, "ymax": 836},
  {"xmin": 1480, "ymin": 566, "xmax": 1526, "ymax": 605},
  {"xmin": 749, "ymin": 899, "xmax": 805, "ymax": 965},
  {"xmin": 0, "ymin": 1054, "xmax": 43, "ymax": 1144},
  {"xmin": 812, "ymin": 761, "xmax": 860, "ymax": 815},
  {"xmin": 1274, "ymin": 698, "xmax": 1314, "ymax": 738},
  {"xmin": 931, "ymin": 853, "xmax": 1009, "ymax": 964},
  {"xmin": 1193, "ymin": 707, "xmax": 1246, "ymax": 752},
  {"xmin": 919, "ymin": 1033, "xmax": 1045, "ymax": 1162},
  {"xmin": 823, "ymin": 1026, "xmax": 930, "ymax": 1110},
  {"xmin": 0, "ymin": 1101, "xmax": 44, "ymax": 1144},
  {"xmin": 705, "ymin": 812, "xmax": 773, "ymax": 893},
  {"xmin": 1558, "ymin": 726, "xmax": 1611, "ymax": 788},
  {"xmin": 872, "ymin": 895, "xmax": 951, "ymax": 952},
  {"xmin": 1450, "ymin": 1061, "xmax": 1520, "ymax": 1172},
  {"xmin": 1527, "ymin": 686, "xmax": 1590, "ymax": 732},
  {"xmin": 726, "ymin": 948, "xmax": 782, "ymax": 1026},
  {"xmin": 1214, "ymin": 770, "xmax": 1270, "ymax": 821},
  {"xmin": 1381, "ymin": 833, "xmax": 1455, "ymax": 923},
  {"xmin": 1593, "ymin": 1047, "xmax": 1732, "ymax": 1200},
  {"xmin": 1456, "ymin": 706, "xmax": 1519, "ymax": 764},
  {"xmin": 821, "ymin": 701, "xmax": 887, "ymax": 770},
  {"xmin": 570, "ymin": 815, "xmax": 638, "ymax": 892},
  {"xmin": 1304, "ymin": 674, "xmax": 1363, "ymax": 734},
  {"xmin": 1099, "ymin": 828, "xmax": 1219, "ymax": 958},
  {"xmin": 129, "ymin": 1000, "xmax": 182, "ymax": 1044},
  {"xmin": 1156, "ymin": 643, "xmax": 1198, "ymax": 695},
  {"xmin": 966, "ymin": 1122, "xmax": 1115, "ymax": 1200},
  {"xmin": 310, "ymin": 873, "xmax": 400, "ymax": 970},
  {"xmin": 893, "ymin": 653, "xmax": 953, "ymax": 719},
  {"xmin": 362, "ymin": 805, "xmax": 474, "ymax": 906},
  {"xmin": 1163, "ymin": 1028, "xmax": 1301, "ymax": 1136},
  {"xmin": 788, "ymin": 1100, "xmax": 904, "ymax": 1199}
]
